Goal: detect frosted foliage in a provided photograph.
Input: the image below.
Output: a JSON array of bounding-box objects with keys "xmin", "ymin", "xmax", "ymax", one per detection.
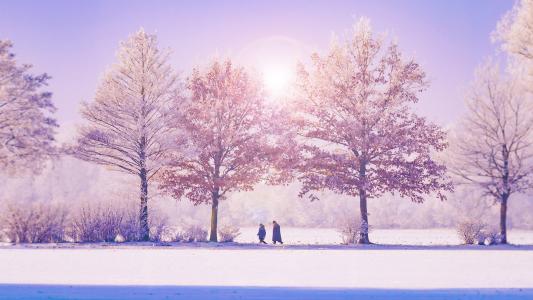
[
  {"xmin": 0, "ymin": 40, "xmax": 57, "ymax": 173},
  {"xmin": 76, "ymin": 29, "xmax": 182, "ymax": 177},
  {"xmin": 495, "ymin": 0, "xmax": 533, "ymax": 61},
  {"xmin": 293, "ymin": 18, "xmax": 451, "ymax": 243},
  {"xmin": 159, "ymin": 59, "xmax": 287, "ymax": 205},
  {"xmin": 495, "ymin": 0, "xmax": 533, "ymax": 89}
]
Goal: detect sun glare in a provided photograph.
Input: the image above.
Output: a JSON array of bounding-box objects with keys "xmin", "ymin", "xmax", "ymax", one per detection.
[
  {"xmin": 238, "ymin": 36, "xmax": 307, "ymax": 99},
  {"xmin": 262, "ymin": 64, "xmax": 294, "ymax": 97}
]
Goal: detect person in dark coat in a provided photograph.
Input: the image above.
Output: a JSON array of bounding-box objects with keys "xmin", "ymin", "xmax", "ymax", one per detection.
[
  {"xmin": 257, "ymin": 223, "xmax": 267, "ymax": 244},
  {"xmin": 272, "ymin": 220, "xmax": 283, "ymax": 244}
]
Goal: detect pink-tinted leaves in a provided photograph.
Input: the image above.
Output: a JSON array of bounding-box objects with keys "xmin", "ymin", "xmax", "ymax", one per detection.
[
  {"xmin": 159, "ymin": 59, "xmax": 293, "ymax": 205},
  {"xmin": 294, "ymin": 20, "xmax": 452, "ymax": 203}
]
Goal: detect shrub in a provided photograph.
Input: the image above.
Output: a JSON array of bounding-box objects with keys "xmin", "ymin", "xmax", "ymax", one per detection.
[
  {"xmin": 69, "ymin": 203, "xmax": 144, "ymax": 243},
  {"xmin": 119, "ymin": 208, "xmax": 141, "ymax": 242},
  {"xmin": 338, "ymin": 217, "xmax": 369, "ymax": 245},
  {"xmin": 0, "ymin": 200, "xmax": 175, "ymax": 244},
  {"xmin": 456, "ymin": 220, "xmax": 486, "ymax": 244},
  {"xmin": 0, "ymin": 229, "xmax": 8, "ymax": 243},
  {"xmin": 175, "ymin": 225, "xmax": 208, "ymax": 242},
  {"xmin": 69, "ymin": 202, "xmax": 180, "ymax": 243},
  {"xmin": 2, "ymin": 202, "xmax": 68, "ymax": 243},
  {"xmin": 218, "ymin": 225, "xmax": 241, "ymax": 243},
  {"xmin": 148, "ymin": 212, "xmax": 171, "ymax": 242},
  {"xmin": 174, "ymin": 230, "xmax": 186, "ymax": 242},
  {"xmin": 482, "ymin": 231, "xmax": 502, "ymax": 245},
  {"xmin": 70, "ymin": 204, "xmax": 123, "ymax": 242}
]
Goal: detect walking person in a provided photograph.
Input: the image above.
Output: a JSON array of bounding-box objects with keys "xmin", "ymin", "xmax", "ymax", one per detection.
[
  {"xmin": 272, "ymin": 220, "xmax": 283, "ymax": 244},
  {"xmin": 257, "ymin": 223, "xmax": 267, "ymax": 244}
]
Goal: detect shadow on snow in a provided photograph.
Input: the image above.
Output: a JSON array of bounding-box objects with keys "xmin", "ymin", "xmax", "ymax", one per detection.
[{"xmin": 1, "ymin": 285, "xmax": 533, "ymax": 300}]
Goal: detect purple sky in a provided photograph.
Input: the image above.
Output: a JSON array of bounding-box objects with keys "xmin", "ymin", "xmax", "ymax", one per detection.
[{"xmin": 0, "ymin": 0, "xmax": 513, "ymax": 136}]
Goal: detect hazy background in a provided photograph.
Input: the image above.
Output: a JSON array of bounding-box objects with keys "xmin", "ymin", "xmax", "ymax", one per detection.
[{"xmin": 1, "ymin": 0, "xmax": 532, "ymax": 230}]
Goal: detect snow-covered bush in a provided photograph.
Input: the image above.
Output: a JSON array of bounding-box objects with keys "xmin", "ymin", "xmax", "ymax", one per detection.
[
  {"xmin": 1, "ymin": 202, "xmax": 68, "ymax": 243},
  {"xmin": 484, "ymin": 235, "xmax": 495, "ymax": 246},
  {"xmin": 218, "ymin": 225, "xmax": 241, "ymax": 243},
  {"xmin": 175, "ymin": 225, "xmax": 208, "ymax": 242},
  {"xmin": 456, "ymin": 220, "xmax": 487, "ymax": 245},
  {"xmin": 482, "ymin": 230, "xmax": 502, "ymax": 245},
  {"xmin": 148, "ymin": 211, "xmax": 171, "ymax": 242},
  {"xmin": 337, "ymin": 217, "xmax": 369, "ymax": 245}
]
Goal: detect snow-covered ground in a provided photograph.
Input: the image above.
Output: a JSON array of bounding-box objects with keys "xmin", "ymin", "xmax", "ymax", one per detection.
[
  {"xmin": 234, "ymin": 227, "xmax": 533, "ymax": 245},
  {"xmin": 2, "ymin": 227, "xmax": 533, "ymax": 248},
  {"xmin": 1, "ymin": 228, "xmax": 533, "ymax": 299},
  {"xmin": 2, "ymin": 247, "xmax": 533, "ymax": 287}
]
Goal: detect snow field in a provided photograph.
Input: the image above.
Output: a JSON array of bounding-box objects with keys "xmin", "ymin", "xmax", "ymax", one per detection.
[{"xmin": 1, "ymin": 248, "xmax": 533, "ymax": 288}]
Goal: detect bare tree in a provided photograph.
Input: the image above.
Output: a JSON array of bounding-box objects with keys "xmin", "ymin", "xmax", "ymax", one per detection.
[
  {"xmin": 0, "ymin": 40, "xmax": 57, "ymax": 173},
  {"xmin": 450, "ymin": 61, "xmax": 533, "ymax": 244},
  {"xmin": 74, "ymin": 29, "xmax": 182, "ymax": 241}
]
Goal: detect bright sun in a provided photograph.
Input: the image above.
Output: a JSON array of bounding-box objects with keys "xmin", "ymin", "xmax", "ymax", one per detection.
[
  {"xmin": 262, "ymin": 64, "xmax": 294, "ymax": 97},
  {"xmin": 238, "ymin": 36, "xmax": 307, "ymax": 99}
]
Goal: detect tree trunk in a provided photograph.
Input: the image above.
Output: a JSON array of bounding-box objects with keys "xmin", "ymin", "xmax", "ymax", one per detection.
[
  {"xmin": 358, "ymin": 191, "xmax": 370, "ymax": 244},
  {"xmin": 499, "ymin": 194, "xmax": 508, "ymax": 244},
  {"xmin": 500, "ymin": 144, "xmax": 509, "ymax": 245},
  {"xmin": 358, "ymin": 161, "xmax": 370, "ymax": 244},
  {"xmin": 139, "ymin": 168, "xmax": 149, "ymax": 241},
  {"xmin": 209, "ymin": 191, "xmax": 219, "ymax": 242}
]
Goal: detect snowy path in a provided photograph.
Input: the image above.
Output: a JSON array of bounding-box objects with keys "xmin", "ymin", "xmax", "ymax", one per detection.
[{"xmin": 1, "ymin": 247, "xmax": 533, "ymax": 299}]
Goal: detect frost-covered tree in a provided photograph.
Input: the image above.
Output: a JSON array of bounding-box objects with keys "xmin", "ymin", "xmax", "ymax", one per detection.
[
  {"xmin": 75, "ymin": 29, "xmax": 182, "ymax": 241},
  {"xmin": 494, "ymin": 0, "xmax": 533, "ymax": 88},
  {"xmin": 495, "ymin": 0, "xmax": 533, "ymax": 61},
  {"xmin": 158, "ymin": 59, "xmax": 287, "ymax": 242},
  {"xmin": 0, "ymin": 40, "xmax": 56, "ymax": 173},
  {"xmin": 450, "ymin": 61, "xmax": 533, "ymax": 244},
  {"xmin": 294, "ymin": 19, "xmax": 452, "ymax": 244}
]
